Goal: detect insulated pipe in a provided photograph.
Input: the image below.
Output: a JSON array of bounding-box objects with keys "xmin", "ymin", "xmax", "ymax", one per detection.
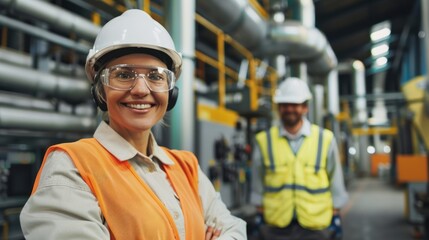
[
  {"xmin": 0, "ymin": 91, "xmax": 55, "ymax": 111},
  {"xmin": 313, "ymin": 84, "xmax": 324, "ymax": 126},
  {"xmin": 0, "ymin": 15, "xmax": 90, "ymax": 54},
  {"xmin": 337, "ymin": 60, "xmax": 367, "ymax": 124},
  {"xmin": 0, "ymin": 106, "xmax": 96, "ymax": 132},
  {"xmin": 166, "ymin": 0, "xmax": 197, "ymax": 152},
  {"xmin": 196, "ymin": 0, "xmax": 337, "ymax": 76},
  {"xmin": 0, "ymin": 62, "xmax": 91, "ymax": 104},
  {"xmin": 0, "ymin": 0, "xmax": 100, "ymax": 40},
  {"xmin": 260, "ymin": 21, "xmax": 326, "ymax": 59},
  {"xmin": 0, "ymin": 48, "xmax": 86, "ymax": 77},
  {"xmin": 196, "ymin": 0, "xmax": 266, "ymax": 50},
  {"xmin": 0, "ymin": 48, "xmax": 31, "ymax": 67},
  {"xmin": 327, "ymin": 70, "xmax": 339, "ymax": 115}
]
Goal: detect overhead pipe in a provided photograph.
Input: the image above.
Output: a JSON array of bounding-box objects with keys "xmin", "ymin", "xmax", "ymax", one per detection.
[
  {"xmin": 258, "ymin": 20, "xmax": 337, "ymax": 75},
  {"xmin": 196, "ymin": 0, "xmax": 267, "ymax": 50},
  {"xmin": 0, "ymin": 0, "xmax": 100, "ymax": 40},
  {"xmin": 0, "ymin": 61, "xmax": 91, "ymax": 104},
  {"xmin": 0, "ymin": 106, "xmax": 97, "ymax": 133},
  {"xmin": 196, "ymin": 0, "xmax": 337, "ymax": 76}
]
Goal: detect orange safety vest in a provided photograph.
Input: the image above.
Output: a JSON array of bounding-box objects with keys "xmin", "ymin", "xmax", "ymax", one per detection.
[{"xmin": 32, "ymin": 138, "xmax": 205, "ymax": 240}]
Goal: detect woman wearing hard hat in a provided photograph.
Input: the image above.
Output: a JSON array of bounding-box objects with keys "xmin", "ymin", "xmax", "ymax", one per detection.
[{"xmin": 20, "ymin": 9, "xmax": 246, "ymax": 240}]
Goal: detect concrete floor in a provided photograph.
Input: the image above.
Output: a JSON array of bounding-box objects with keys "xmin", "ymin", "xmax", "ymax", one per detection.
[{"xmin": 342, "ymin": 177, "xmax": 417, "ymax": 240}]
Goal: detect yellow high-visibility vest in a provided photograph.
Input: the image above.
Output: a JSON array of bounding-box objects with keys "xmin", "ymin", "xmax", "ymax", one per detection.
[{"xmin": 255, "ymin": 125, "xmax": 334, "ymax": 229}]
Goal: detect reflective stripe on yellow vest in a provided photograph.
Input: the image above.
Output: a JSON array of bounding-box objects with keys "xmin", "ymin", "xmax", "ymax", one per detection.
[
  {"xmin": 32, "ymin": 138, "xmax": 205, "ymax": 240},
  {"xmin": 255, "ymin": 125, "xmax": 333, "ymax": 229}
]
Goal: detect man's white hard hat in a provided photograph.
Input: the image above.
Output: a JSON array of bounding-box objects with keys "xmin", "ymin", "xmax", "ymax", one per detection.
[
  {"xmin": 273, "ymin": 77, "xmax": 312, "ymax": 104},
  {"xmin": 85, "ymin": 9, "xmax": 182, "ymax": 83}
]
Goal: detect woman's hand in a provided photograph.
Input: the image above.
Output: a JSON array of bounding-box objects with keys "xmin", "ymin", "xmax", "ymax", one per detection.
[
  {"xmin": 205, "ymin": 218, "xmax": 223, "ymax": 240},
  {"xmin": 205, "ymin": 225, "xmax": 221, "ymax": 240}
]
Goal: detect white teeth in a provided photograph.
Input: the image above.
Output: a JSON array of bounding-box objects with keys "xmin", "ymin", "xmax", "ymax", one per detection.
[{"xmin": 127, "ymin": 103, "xmax": 151, "ymax": 109}]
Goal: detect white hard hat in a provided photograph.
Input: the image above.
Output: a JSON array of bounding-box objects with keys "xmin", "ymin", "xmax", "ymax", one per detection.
[
  {"xmin": 273, "ymin": 77, "xmax": 312, "ymax": 104},
  {"xmin": 85, "ymin": 9, "xmax": 182, "ymax": 83}
]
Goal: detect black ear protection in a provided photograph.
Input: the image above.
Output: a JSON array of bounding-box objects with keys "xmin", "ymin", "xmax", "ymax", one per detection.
[
  {"xmin": 91, "ymin": 85, "xmax": 179, "ymax": 112},
  {"xmin": 91, "ymin": 85, "xmax": 108, "ymax": 111},
  {"xmin": 167, "ymin": 86, "xmax": 179, "ymax": 111}
]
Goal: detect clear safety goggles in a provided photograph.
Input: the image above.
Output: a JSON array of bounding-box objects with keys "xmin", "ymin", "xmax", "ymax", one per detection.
[{"xmin": 100, "ymin": 64, "xmax": 175, "ymax": 92}]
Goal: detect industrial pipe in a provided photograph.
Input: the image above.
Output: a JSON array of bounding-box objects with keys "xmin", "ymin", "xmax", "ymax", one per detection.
[
  {"xmin": 196, "ymin": 0, "xmax": 337, "ymax": 76},
  {"xmin": 0, "ymin": 15, "xmax": 90, "ymax": 54},
  {"xmin": 0, "ymin": 62, "xmax": 91, "ymax": 104},
  {"xmin": 0, "ymin": 0, "xmax": 100, "ymax": 40},
  {"xmin": 0, "ymin": 106, "xmax": 97, "ymax": 132}
]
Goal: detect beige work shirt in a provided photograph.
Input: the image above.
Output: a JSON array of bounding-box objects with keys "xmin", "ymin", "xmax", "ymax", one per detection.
[{"xmin": 20, "ymin": 121, "xmax": 246, "ymax": 240}]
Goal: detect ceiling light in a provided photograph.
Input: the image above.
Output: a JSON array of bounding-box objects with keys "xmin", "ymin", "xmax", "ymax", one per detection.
[
  {"xmin": 375, "ymin": 57, "xmax": 388, "ymax": 66},
  {"xmin": 371, "ymin": 21, "xmax": 391, "ymax": 42},
  {"xmin": 371, "ymin": 44, "xmax": 389, "ymax": 56},
  {"xmin": 273, "ymin": 12, "xmax": 285, "ymax": 23},
  {"xmin": 370, "ymin": 28, "xmax": 391, "ymax": 41}
]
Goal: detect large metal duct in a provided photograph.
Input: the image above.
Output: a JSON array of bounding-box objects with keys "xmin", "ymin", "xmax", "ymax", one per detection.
[
  {"xmin": 0, "ymin": 61, "xmax": 90, "ymax": 104},
  {"xmin": 196, "ymin": 0, "xmax": 337, "ymax": 76},
  {"xmin": 0, "ymin": 106, "xmax": 97, "ymax": 132},
  {"xmin": 0, "ymin": 0, "xmax": 100, "ymax": 40}
]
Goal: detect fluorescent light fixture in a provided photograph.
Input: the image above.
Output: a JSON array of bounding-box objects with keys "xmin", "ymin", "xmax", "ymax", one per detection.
[
  {"xmin": 371, "ymin": 44, "xmax": 389, "ymax": 56},
  {"xmin": 370, "ymin": 28, "xmax": 391, "ymax": 41},
  {"xmin": 375, "ymin": 57, "xmax": 388, "ymax": 66},
  {"xmin": 371, "ymin": 21, "xmax": 391, "ymax": 42}
]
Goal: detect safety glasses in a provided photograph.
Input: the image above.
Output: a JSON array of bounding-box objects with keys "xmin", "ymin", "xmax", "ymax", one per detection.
[{"xmin": 100, "ymin": 64, "xmax": 175, "ymax": 92}]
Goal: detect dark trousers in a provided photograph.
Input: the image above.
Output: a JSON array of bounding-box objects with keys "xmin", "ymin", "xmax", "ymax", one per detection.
[{"xmin": 260, "ymin": 221, "xmax": 331, "ymax": 240}]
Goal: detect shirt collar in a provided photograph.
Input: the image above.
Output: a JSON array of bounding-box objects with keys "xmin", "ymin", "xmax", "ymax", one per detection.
[
  {"xmin": 278, "ymin": 117, "xmax": 312, "ymax": 139},
  {"xmin": 93, "ymin": 121, "xmax": 174, "ymax": 165}
]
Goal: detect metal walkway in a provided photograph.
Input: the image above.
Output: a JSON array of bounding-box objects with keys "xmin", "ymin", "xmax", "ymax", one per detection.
[{"xmin": 342, "ymin": 177, "xmax": 417, "ymax": 240}]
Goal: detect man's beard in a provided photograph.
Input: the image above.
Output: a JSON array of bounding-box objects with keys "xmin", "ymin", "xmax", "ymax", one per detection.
[{"xmin": 280, "ymin": 113, "xmax": 302, "ymax": 127}]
